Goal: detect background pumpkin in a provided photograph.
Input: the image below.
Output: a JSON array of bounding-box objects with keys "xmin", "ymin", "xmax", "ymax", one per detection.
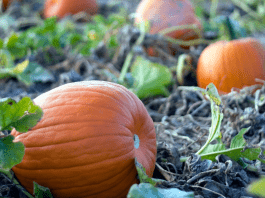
[
  {"xmin": 43, "ymin": 0, "xmax": 98, "ymax": 19},
  {"xmin": 134, "ymin": 0, "xmax": 202, "ymax": 55},
  {"xmin": 2, "ymin": 0, "xmax": 21, "ymax": 10},
  {"xmin": 196, "ymin": 37, "xmax": 265, "ymax": 94},
  {"xmin": 11, "ymin": 81, "xmax": 157, "ymax": 198}
]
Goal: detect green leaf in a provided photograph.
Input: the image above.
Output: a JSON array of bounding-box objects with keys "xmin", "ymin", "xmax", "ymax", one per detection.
[
  {"xmin": 247, "ymin": 177, "xmax": 265, "ymax": 198},
  {"xmin": 205, "ymin": 83, "xmax": 221, "ymax": 106},
  {"xmin": 200, "ymin": 127, "xmax": 261, "ymax": 162},
  {"xmin": 34, "ymin": 181, "xmax": 54, "ymax": 198},
  {"xmin": 179, "ymin": 84, "xmax": 263, "ymax": 165},
  {"xmin": 17, "ymin": 61, "xmax": 54, "ymax": 86},
  {"xmin": 68, "ymin": 34, "xmax": 83, "ymax": 46},
  {"xmin": 200, "ymin": 143, "xmax": 226, "ymax": 156},
  {"xmin": 0, "ymin": 49, "xmax": 14, "ymax": 68},
  {"xmin": 5, "ymin": 33, "xmax": 19, "ymax": 48},
  {"xmin": 130, "ymin": 56, "xmax": 172, "ymax": 99},
  {"xmin": 93, "ymin": 15, "xmax": 107, "ymax": 25},
  {"xmin": 196, "ymin": 83, "xmax": 223, "ymax": 155},
  {"xmin": 5, "ymin": 33, "xmax": 27, "ymax": 59},
  {"xmin": 0, "ymin": 97, "xmax": 43, "ymax": 132},
  {"xmin": 12, "ymin": 59, "xmax": 29, "ymax": 74},
  {"xmin": 0, "ymin": 135, "xmax": 25, "ymax": 171},
  {"xmin": 127, "ymin": 183, "xmax": 194, "ymax": 198},
  {"xmin": 230, "ymin": 127, "xmax": 249, "ymax": 148},
  {"xmin": 42, "ymin": 17, "xmax": 57, "ymax": 34},
  {"xmin": 0, "ymin": 38, "xmax": 4, "ymax": 49},
  {"xmin": 51, "ymin": 35, "xmax": 61, "ymax": 48},
  {"xmin": 135, "ymin": 158, "xmax": 163, "ymax": 186}
]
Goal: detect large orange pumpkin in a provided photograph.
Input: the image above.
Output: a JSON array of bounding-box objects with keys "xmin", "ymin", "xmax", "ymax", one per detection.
[
  {"xmin": 11, "ymin": 81, "xmax": 157, "ymax": 198},
  {"xmin": 43, "ymin": 0, "xmax": 98, "ymax": 19},
  {"xmin": 134, "ymin": 0, "xmax": 202, "ymax": 55},
  {"xmin": 196, "ymin": 38, "xmax": 265, "ymax": 94}
]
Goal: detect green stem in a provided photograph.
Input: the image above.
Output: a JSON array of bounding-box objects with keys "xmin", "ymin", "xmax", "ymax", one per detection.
[
  {"xmin": 180, "ymin": 156, "xmax": 189, "ymax": 162},
  {"xmin": 159, "ymin": 24, "xmax": 201, "ymax": 38},
  {"xmin": 164, "ymin": 36, "xmax": 214, "ymax": 46},
  {"xmin": 210, "ymin": 0, "xmax": 219, "ymax": 26},
  {"xmin": 118, "ymin": 51, "xmax": 134, "ymax": 84},
  {"xmin": 225, "ymin": 16, "xmax": 236, "ymax": 40},
  {"xmin": 231, "ymin": 0, "xmax": 262, "ymax": 20},
  {"xmin": 196, "ymin": 103, "xmax": 221, "ymax": 155},
  {"xmin": 176, "ymin": 54, "xmax": 192, "ymax": 85},
  {"xmin": 118, "ymin": 23, "xmax": 146, "ymax": 84}
]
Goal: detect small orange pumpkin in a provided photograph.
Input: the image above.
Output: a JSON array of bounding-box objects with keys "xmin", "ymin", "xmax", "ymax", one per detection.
[
  {"xmin": 43, "ymin": 0, "xmax": 98, "ymax": 19},
  {"xmin": 134, "ymin": 0, "xmax": 202, "ymax": 55},
  {"xmin": 11, "ymin": 81, "xmax": 157, "ymax": 198},
  {"xmin": 196, "ymin": 38, "xmax": 265, "ymax": 94}
]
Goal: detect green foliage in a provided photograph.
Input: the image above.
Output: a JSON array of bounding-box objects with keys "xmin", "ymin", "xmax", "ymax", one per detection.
[
  {"xmin": 128, "ymin": 158, "xmax": 194, "ymax": 198},
  {"xmin": 179, "ymin": 84, "xmax": 264, "ymax": 165},
  {"xmin": 127, "ymin": 183, "xmax": 194, "ymax": 198},
  {"xmin": 0, "ymin": 12, "xmax": 128, "ymax": 85},
  {"xmin": 0, "ymin": 97, "xmax": 43, "ymax": 132},
  {"xmin": 230, "ymin": 0, "xmax": 265, "ymax": 33},
  {"xmin": 247, "ymin": 177, "xmax": 265, "ymax": 198},
  {"xmin": 17, "ymin": 61, "xmax": 54, "ymax": 86},
  {"xmin": 199, "ymin": 127, "xmax": 261, "ymax": 162},
  {"xmin": 0, "ymin": 135, "xmax": 24, "ymax": 171},
  {"xmin": 135, "ymin": 158, "xmax": 163, "ymax": 186},
  {"xmin": 34, "ymin": 182, "xmax": 54, "ymax": 198},
  {"xmin": 192, "ymin": 0, "xmax": 264, "ymax": 39},
  {"xmin": 130, "ymin": 56, "xmax": 173, "ymax": 99},
  {"xmin": 0, "ymin": 97, "xmax": 43, "ymax": 172}
]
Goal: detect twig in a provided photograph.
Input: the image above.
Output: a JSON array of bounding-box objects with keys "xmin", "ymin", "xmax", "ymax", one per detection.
[{"xmin": 190, "ymin": 185, "xmax": 226, "ymax": 198}]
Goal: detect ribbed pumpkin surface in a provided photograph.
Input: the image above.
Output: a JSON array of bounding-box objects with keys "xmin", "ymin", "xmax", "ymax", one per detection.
[
  {"xmin": 135, "ymin": 0, "xmax": 202, "ymax": 41},
  {"xmin": 43, "ymin": 0, "xmax": 98, "ymax": 19},
  {"xmin": 11, "ymin": 81, "xmax": 157, "ymax": 198},
  {"xmin": 196, "ymin": 38, "xmax": 265, "ymax": 93}
]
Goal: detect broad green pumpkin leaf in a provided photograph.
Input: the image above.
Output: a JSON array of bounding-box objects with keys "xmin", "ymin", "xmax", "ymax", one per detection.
[
  {"xmin": 130, "ymin": 56, "xmax": 172, "ymax": 99},
  {"xmin": 42, "ymin": 17, "xmax": 57, "ymax": 34},
  {"xmin": 247, "ymin": 177, "xmax": 265, "ymax": 198},
  {"xmin": 34, "ymin": 181, "xmax": 54, "ymax": 198},
  {"xmin": 0, "ymin": 135, "xmax": 24, "ymax": 171},
  {"xmin": 17, "ymin": 61, "xmax": 55, "ymax": 86},
  {"xmin": 0, "ymin": 97, "xmax": 43, "ymax": 132},
  {"xmin": 5, "ymin": 33, "xmax": 28, "ymax": 59},
  {"xmin": 127, "ymin": 183, "xmax": 194, "ymax": 198},
  {"xmin": 5, "ymin": 33, "xmax": 27, "ymax": 59},
  {"xmin": 5, "ymin": 32, "xmax": 19, "ymax": 48},
  {"xmin": 12, "ymin": 59, "xmax": 29, "ymax": 74},
  {"xmin": 67, "ymin": 33, "xmax": 82, "ymax": 46}
]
